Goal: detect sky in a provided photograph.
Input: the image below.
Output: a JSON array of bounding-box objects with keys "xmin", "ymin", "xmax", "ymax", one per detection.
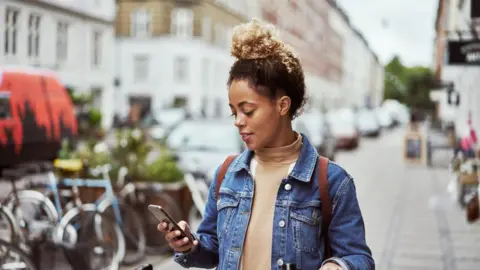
[{"xmin": 336, "ymin": 0, "xmax": 438, "ymax": 67}]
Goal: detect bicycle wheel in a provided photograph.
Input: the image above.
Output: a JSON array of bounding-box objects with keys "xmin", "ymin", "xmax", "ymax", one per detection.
[
  {"xmin": 0, "ymin": 238, "xmax": 36, "ymax": 269},
  {"xmin": 57, "ymin": 204, "xmax": 125, "ymax": 270},
  {"xmin": 0, "ymin": 205, "xmax": 20, "ymax": 244},
  {"xmin": 5, "ymin": 190, "xmax": 58, "ymax": 249},
  {"xmin": 97, "ymin": 199, "xmax": 146, "ymax": 266},
  {"xmin": 5, "ymin": 190, "xmax": 59, "ymax": 223}
]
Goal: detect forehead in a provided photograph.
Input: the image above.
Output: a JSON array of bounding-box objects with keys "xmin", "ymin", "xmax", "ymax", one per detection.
[{"xmin": 228, "ymin": 80, "xmax": 269, "ymax": 105}]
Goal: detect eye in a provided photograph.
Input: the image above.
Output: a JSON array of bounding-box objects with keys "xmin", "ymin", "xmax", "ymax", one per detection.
[{"xmin": 244, "ymin": 110, "xmax": 254, "ymax": 117}]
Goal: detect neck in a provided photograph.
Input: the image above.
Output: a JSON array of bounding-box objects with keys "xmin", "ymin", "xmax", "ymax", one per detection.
[
  {"xmin": 265, "ymin": 121, "xmax": 296, "ymax": 148},
  {"xmin": 255, "ymin": 132, "xmax": 302, "ymax": 164}
]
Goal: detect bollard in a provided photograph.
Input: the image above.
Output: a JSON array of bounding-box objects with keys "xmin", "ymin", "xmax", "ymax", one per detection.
[{"xmin": 466, "ymin": 191, "xmax": 479, "ymax": 223}]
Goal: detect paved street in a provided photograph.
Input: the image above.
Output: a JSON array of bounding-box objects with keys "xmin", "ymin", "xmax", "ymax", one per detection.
[{"xmin": 144, "ymin": 127, "xmax": 480, "ymax": 270}]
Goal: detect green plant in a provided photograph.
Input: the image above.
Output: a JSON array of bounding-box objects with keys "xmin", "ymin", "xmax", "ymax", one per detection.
[
  {"xmin": 143, "ymin": 153, "xmax": 184, "ymax": 183},
  {"xmin": 89, "ymin": 108, "xmax": 103, "ymax": 127},
  {"xmin": 110, "ymin": 128, "xmax": 152, "ymax": 181}
]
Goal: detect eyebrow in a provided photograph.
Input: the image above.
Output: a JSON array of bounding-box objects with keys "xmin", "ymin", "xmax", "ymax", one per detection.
[{"xmin": 229, "ymin": 101, "xmax": 255, "ymax": 107}]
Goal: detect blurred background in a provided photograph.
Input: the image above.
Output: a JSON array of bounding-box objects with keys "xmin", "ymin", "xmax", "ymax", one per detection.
[{"xmin": 0, "ymin": 0, "xmax": 479, "ymax": 269}]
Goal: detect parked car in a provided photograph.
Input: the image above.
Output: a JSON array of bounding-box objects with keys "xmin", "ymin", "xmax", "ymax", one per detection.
[
  {"xmin": 0, "ymin": 67, "xmax": 77, "ymax": 169},
  {"xmin": 166, "ymin": 119, "xmax": 243, "ymax": 182},
  {"xmin": 294, "ymin": 112, "xmax": 336, "ymax": 160},
  {"xmin": 375, "ymin": 107, "xmax": 395, "ymax": 129},
  {"xmin": 327, "ymin": 110, "xmax": 360, "ymax": 149},
  {"xmin": 146, "ymin": 108, "xmax": 187, "ymax": 140},
  {"xmin": 357, "ymin": 109, "xmax": 381, "ymax": 137}
]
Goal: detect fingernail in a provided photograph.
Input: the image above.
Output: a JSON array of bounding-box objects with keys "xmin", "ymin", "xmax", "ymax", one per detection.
[
  {"xmin": 162, "ymin": 223, "xmax": 167, "ymax": 228},
  {"xmin": 176, "ymin": 231, "xmax": 181, "ymax": 236},
  {"xmin": 183, "ymin": 237, "xmax": 188, "ymax": 243},
  {"xmin": 193, "ymin": 240, "xmax": 198, "ymax": 245}
]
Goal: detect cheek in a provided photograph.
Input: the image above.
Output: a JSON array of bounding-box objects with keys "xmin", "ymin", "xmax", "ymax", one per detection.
[{"xmin": 251, "ymin": 109, "xmax": 279, "ymax": 134}]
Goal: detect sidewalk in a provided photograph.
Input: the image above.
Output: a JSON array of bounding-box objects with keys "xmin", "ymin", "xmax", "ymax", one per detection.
[{"xmin": 374, "ymin": 166, "xmax": 480, "ymax": 269}]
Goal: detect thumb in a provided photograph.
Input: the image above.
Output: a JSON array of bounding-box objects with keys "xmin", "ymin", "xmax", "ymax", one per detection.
[{"xmin": 178, "ymin": 220, "xmax": 189, "ymax": 231}]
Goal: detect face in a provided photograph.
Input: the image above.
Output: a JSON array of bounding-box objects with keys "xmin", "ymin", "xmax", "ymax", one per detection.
[{"xmin": 228, "ymin": 79, "xmax": 291, "ymax": 150}]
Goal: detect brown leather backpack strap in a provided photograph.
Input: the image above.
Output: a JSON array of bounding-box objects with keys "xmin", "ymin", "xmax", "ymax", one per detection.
[
  {"xmin": 318, "ymin": 156, "xmax": 332, "ymax": 258},
  {"xmin": 214, "ymin": 155, "xmax": 238, "ymax": 200}
]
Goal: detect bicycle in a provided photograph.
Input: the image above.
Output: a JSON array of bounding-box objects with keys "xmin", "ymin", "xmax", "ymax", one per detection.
[
  {"xmin": 0, "ymin": 238, "xmax": 37, "ymax": 269},
  {"xmin": 78, "ymin": 163, "xmax": 147, "ymax": 265},
  {"xmin": 4, "ymin": 162, "xmax": 125, "ymax": 270}
]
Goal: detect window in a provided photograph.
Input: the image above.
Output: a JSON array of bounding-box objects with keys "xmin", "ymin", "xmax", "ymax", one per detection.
[
  {"xmin": 56, "ymin": 22, "xmax": 68, "ymax": 62},
  {"xmin": 227, "ymin": 27, "xmax": 233, "ymax": 47},
  {"xmin": 202, "ymin": 17, "xmax": 212, "ymax": 41},
  {"xmin": 4, "ymin": 7, "xmax": 19, "ymax": 55},
  {"xmin": 171, "ymin": 8, "xmax": 193, "ymax": 37},
  {"xmin": 0, "ymin": 92, "xmax": 11, "ymax": 119},
  {"xmin": 92, "ymin": 31, "xmax": 102, "ymax": 67},
  {"xmin": 28, "ymin": 13, "xmax": 41, "ymax": 58},
  {"xmin": 214, "ymin": 24, "xmax": 227, "ymax": 46},
  {"xmin": 131, "ymin": 8, "xmax": 152, "ymax": 37},
  {"xmin": 91, "ymin": 88, "xmax": 103, "ymax": 109},
  {"xmin": 201, "ymin": 58, "xmax": 209, "ymax": 88},
  {"xmin": 133, "ymin": 54, "xmax": 149, "ymax": 82},
  {"xmin": 174, "ymin": 56, "xmax": 189, "ymax": 82}
]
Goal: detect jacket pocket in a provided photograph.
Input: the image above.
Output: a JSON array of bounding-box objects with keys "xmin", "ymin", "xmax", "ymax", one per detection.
[
  {"xmin": 290, "ymin": 205, "xmax": 322, "ymax": 252},
  {"xmin": 216, "ymin": 191, "xmax": 240, "ymax": 241}
]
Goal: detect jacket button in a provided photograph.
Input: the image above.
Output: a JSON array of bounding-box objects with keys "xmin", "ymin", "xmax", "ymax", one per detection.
[
  {"xmin": 277, "ymin": 258, "xmax": 284, "ymax": 266},
  {"xmin": 279, "ymin": 220, "xmax": 285, "ymax": 227},
  {"xmin": 285, "ymin": 184, "xmax": 292, "ymax": 191}
]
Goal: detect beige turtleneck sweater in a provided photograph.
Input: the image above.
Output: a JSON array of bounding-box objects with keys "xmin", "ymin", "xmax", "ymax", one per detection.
[{"xmin": 240, "ymin": 133, "xmax": 302, "ymax": 270}]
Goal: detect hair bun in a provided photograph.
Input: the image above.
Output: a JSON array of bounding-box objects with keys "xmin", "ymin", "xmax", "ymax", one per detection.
[{"xmin": 230, "ymin": 18, "xmax": 284, "ymax": 60}]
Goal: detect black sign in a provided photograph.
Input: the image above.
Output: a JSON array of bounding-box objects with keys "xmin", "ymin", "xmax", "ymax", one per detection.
[
  {"xmin": 447, "ymin": 40, "xmax": 480, "ymax": 65},
  {"xmin": 404, "ymin": 132, "xmax": 423, "ymax": 163},
  {"xmin": 472, "ymin": 0, "xmax": 480, "ymax": 19}
]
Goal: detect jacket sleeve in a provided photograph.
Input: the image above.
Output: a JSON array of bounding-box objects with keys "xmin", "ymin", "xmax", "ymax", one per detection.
[
  {"xmin": 174, "ymin": 166, "xmax": 221, "ymax": 268},
  {"xmin": 321, "ymin": 175, "xmax": 375, "ymax": 270}
]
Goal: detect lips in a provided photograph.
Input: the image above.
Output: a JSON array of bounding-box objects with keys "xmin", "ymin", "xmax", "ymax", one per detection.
[{"xmin": 240, "ymin": 133, "xmax": 253, "ymax": 142}]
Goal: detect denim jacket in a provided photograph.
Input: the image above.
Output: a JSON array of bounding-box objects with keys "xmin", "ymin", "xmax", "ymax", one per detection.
[{"xmin": 174, "ymin": 135, "xmax": 374, "ymax": 269}]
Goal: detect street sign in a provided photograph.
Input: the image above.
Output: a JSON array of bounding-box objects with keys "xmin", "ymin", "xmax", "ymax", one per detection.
[
  {"xmin": 447, "ymin": 40, "xmax": 480, "ymax": 65},
  {"xmin": 404, "ymin": 131, "xmax": 424, "ymax": 164}
]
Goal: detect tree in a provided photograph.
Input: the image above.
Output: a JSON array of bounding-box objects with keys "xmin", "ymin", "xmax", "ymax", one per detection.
[
  {"xmin": 383, "ymin": 56, "xmax": 408, "ymax": 103},
  {"xmin": 383, "ymin": 56, "xmax": 435, "ymax": 111}
]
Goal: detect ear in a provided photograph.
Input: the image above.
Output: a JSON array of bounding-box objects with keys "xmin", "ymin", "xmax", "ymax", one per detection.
[{"xmin": 277, "ymin": 96, "xmax": 291, "ymax": 116}]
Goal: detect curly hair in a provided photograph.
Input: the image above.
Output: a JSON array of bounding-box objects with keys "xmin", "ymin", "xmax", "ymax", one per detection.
[{"xmin": 227, "ymin": 18, "xmax": 307, "ymax": 119}]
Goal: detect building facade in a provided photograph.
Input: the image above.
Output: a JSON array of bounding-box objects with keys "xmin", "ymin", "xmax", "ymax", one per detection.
[
  {"xmin": 115, "ymin": 0, "xmax": 257, "ymax": 119},
  {"xmin": 0, "ymin": 0, "xmax": 117, "ymax": 128},
  {"xmin": 434, "ymin": 0, "xmax": 480, "ymax": 132},
  {"xmin": 258, "ymin": 0, "xmax": 344, "ymax": 110},
  {"xmin": 259, "ymin": 0, "xmax": 383, "ymax": 111}
]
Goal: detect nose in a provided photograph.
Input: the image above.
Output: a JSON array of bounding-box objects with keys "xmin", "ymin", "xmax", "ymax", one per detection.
[{"xmin": 234, "ymin": 114, "xmax": 246, "ymax": 128}]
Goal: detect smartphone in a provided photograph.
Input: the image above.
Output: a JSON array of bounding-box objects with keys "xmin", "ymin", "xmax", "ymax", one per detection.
[{"xmin": 148, "ymin": 204, "xmax": 194, "ymax": 243}]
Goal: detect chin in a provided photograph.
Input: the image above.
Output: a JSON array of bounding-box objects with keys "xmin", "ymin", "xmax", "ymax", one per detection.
[{"xmin": 244, "ymin": 142, "xmax": 259, "ymax": 151}]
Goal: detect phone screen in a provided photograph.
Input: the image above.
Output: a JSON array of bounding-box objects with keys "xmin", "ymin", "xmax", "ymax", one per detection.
[{"xmin": 148, "ymin": 204, "xmax": 194, "ymax": 242}]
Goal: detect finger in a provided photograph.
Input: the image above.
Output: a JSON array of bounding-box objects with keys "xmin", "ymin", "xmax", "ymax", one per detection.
[
  {"xmin": 171, "ymin": 237, "xmax": 191, "ymax": 249},
  {"xmin": 157, "ymin": 222, "xmax": 170, "ymax": 232},
  {"xmin": 165, "ymin": 230, "xmax": 182, "ymax": 241},
  {"xmin": 171, "ymin": 239, "xmax": 199, "ymax": 253}
]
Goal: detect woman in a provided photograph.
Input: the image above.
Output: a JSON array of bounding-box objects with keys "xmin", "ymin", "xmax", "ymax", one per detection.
[{"xmin": 158, "ymin": 19, "xmax": 374, "ymax": 270}]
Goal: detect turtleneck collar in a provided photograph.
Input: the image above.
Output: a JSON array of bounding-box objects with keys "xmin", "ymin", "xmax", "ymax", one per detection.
[{"xmin": 254, "ymin": 132, "xmax": 302, "ymax": 165}]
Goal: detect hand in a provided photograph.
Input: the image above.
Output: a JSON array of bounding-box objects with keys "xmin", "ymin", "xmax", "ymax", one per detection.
[
  {"xmin": 320, "ymin": 262, "xmax": 342, "ymax": 270},
  {"xmin": 157, "ymin": 220, "xmax": 199, "ymax": 252}
]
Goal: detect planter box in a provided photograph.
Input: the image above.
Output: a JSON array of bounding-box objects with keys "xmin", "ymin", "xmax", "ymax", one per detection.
[{"xmin": 125, "ymin": 181, "xmax": 193, "ymax": 250}]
